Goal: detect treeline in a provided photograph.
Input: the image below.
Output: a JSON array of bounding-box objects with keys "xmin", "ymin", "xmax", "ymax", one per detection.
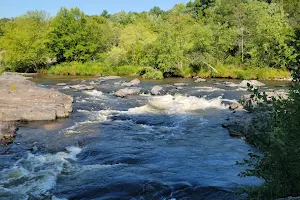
[{"xmin": 0, "ymin": 0, "xmax": 299, "ymax": 78}]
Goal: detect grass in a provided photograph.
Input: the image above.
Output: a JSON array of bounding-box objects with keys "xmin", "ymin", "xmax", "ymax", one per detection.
[
  {"xmin": 47, "ymin": 62, "xmax": 141, "ymax": 76},
  {"xmin": 182, "ymin": 64, "xmax": 291, "ymax": 80}
]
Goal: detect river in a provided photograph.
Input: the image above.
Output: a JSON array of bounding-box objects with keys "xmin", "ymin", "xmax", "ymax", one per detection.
[{"xmin": 0, "ymin": 76, "xmax": 289, "ymax": 200}]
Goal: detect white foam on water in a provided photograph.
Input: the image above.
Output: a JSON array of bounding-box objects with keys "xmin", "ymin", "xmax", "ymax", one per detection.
[
  {"xmin": 127, "ymin": 94, "xmax": 227, "ymax": 114},
  {"xmin": 194, "ymin": 86, "xmax": 225, "ymax": 92},
  {"xmin": 84, "ymin": 90, "xmax": 103, "ymax": 97},
  {"xmin": 235, "ymin": 87, "xmax": 248, "ymax": 91},
  {"xmin": 60, "ymin": 109, "xmax": 119, "ymax": 134},
  {"xmin": 0, "ymin": 147, "xmax": 82, "ymax": 199}
]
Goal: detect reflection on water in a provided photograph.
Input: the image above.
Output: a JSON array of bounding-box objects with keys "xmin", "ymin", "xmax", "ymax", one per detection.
[{"xmin": 0, "ymin": 76, "xmax": 288, "ymax": 199}]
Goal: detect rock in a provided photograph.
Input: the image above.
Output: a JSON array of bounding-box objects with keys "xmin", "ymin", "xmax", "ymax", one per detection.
[
  {"xmin": 229, "ymin": 129, "xmax": 244, "ymax": 138},
  {"xmin": 174, "ymin": 83, "xmax": 188, "ymax": 87},
  {"xmin": 229, "ymin": 103, "xmax": 244, "ymax": 110},
  {"xmin": 113, "ymin": 81, "xmax": 122, "ymax": 86},
  {"xmin": 194, "ymin": 78, "xmax": 206, "ymax": 83},
  {"xmin": 98, "ymin": 76, "xmax": 122, "ymax": 81},
  {"xmin": 176, "ymin": 87, "xmax": 184, "ymax": 90},
  {"xmin": 0, "ymin": 122, "xmax": 17, "ymax": 145},
  {"xmin": 226, "ymin": 80, "xmax": 265, "ymax": 88},
  {"xmin": 115, "ymin": 87, "xmax": 141, "ymax": 97},
  {"xmin": 239, "ymin": 80, "xmax": 265, "ymax": 87},
  {"xmin": 0, "ymin": 74, "xmax": 73, "ymax": 122},
  {"xmin": 151, "ymin": 86, "xmax": 163, "ymax": 95},
  {"xmin": 121, "ymin": 78, "xmax": 140, "ymax": 87},
  {"xmin": 69, "ymin": 85, "xmax": 94, "ymax": 90},
  {"xmin": 2, "ymin": 72, "xmax": 39, "ymax": 77},
  {"xmin": 241, "ymin": 91, "xmax": 289, "ymax": 107},
  {"xmin": 56, "ymin": 83, "xmax": 68, "ymax": 86}
]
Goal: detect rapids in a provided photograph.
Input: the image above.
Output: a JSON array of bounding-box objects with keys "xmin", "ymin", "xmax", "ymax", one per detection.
[{"xmin": 0, "ymin": 76, "xmax": 290, "ymax": 200}]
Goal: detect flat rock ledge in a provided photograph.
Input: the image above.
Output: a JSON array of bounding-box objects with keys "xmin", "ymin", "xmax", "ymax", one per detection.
[{"xmin": 0, "ymin": 74, "xmax": 73, "ymax": 144}]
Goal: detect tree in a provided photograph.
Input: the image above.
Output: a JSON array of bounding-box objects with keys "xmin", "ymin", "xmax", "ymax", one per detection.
[
  {"xmin": 0, "ymin": 11, "xmax": 49, "ymax": 72},
  {"xmin": 47, "ymin": 7, "xmax": 112, "ymax": 63}
]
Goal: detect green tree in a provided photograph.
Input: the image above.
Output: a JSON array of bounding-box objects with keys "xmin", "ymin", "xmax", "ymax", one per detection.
[
  {"xmin": 0, "ymin": 11, "xmax": 49, "ymax": 72},
  {"xmin": 48, "ymin": 7, "xmax": 112, "ymax": 63}
]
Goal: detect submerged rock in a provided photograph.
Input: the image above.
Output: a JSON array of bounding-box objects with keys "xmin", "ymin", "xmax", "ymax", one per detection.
[
  {"xmin": 121, "ymin": 78, "xmax": 140, "ymax": 87},
  {"xmin": 194, "ymin": 78, "xmax": 206, "ymax": 83},
  {"xmin": 0, "ymin": 74, "xmax": 73, "ymax": 122},
  {"xmin": 151, "ymin": 86, "xmax": 163, "ymax": 95},
  {"xmin": 115, "ymin": 87, "xmax": 141, "ymax": 97},
  {"xmin": 229, "ymin": 103, "xmax": 244, "ymax": 110}
]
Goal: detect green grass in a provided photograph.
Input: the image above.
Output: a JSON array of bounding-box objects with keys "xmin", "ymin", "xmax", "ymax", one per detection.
[
  {"xmin": 47, "ymin": 62, "xmax": 141, "ymax": 76},
  {"xmin": 183, "ymin": 64, "xmax": 291, "ymax": 80},
  {"xmin": 0, "ymin": 66, "xmax": 4, "ymax": 75}
]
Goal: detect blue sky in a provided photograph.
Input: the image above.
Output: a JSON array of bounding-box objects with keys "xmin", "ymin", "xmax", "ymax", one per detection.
[{"xmin": 0, "ymin": 0, "xmax": 188, "ymax": 18}]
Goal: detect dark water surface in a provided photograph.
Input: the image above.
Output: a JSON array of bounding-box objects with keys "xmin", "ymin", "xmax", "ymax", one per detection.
[{"xmin": 0, "ymin": 76, "xmax": 290, "ymax": 200}]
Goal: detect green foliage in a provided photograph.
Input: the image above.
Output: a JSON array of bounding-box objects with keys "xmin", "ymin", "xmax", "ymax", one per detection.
[
  {"xmin": 0, "ymin": 1, "xmax": 298, "ymax": 76},
  {"xmin": 238, "ymin": 67, "xmax": 300, "ymax": 199},
  {"xmin": 0, "ymin": 11, "xmax": 49, "ymax": 72},
  {"xmin": 139, "ymin": 67, "xmax": 164, "ymax": 80},
  {"xmin": 47, "ymin": 8, "xmax": 112, "ymax": 63}
]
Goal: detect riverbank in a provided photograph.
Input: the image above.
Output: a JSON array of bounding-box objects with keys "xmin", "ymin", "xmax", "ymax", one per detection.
[{"xmin": 38, "ymin": 62, "xmax": 292, "ymax": 81}]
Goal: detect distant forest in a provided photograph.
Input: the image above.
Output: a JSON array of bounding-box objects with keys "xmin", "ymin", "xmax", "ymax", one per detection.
[{"xmin": 0, "ymin": 0, "xmax": 299, "ymax": 78}]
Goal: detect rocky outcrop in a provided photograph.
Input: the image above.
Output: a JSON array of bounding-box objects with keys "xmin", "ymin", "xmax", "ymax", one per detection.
[
  {"xmin": 151, "ymin": 86, "xmax": 163, "ymax": 95},
  {"xmin": 0, "ymin": 74, "xmax": 73, "ymax": 144},
  {"xmin": 0, "ymin": 74, "xmax": 73, "ymax": 122},
  {"xmin": 98, "ymin": 76, "xmax": 122, "ymax": 81},
  {"xmin": 121, "ymin": 78, "xmax": 140, "ymax": 87},
  {"xmin": 115, "ymin": 87, "xmax": 141, "ymax": 97}
]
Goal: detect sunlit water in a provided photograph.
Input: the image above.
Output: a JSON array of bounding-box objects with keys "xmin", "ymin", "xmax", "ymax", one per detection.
[{"xmin": 0, "ymin": 76, "xmax": 290, "ymax": 200}]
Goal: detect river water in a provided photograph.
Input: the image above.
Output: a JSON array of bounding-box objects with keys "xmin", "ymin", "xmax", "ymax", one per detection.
[{"xmin": 0, "ymin": 76, "xmax": 289, "ymax": 200}]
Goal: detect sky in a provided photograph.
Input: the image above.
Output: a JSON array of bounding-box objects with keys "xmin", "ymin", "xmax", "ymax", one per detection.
[{"xmin": 0, "ymin": 0, "xmax": 188, "ymax": 18}]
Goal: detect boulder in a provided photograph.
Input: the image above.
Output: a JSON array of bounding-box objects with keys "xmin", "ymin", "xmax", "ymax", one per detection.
[
  {"xmin": 0, "ymin": 122, "xmax": 17, "ymax": 145},
  {"xmin": 174, "ymin": 83, "xmax": 188, "ymax": 87},
  {"xmin": 229, "ymin": 103, "xmax": 244, "ymax": 110},
  {"xmin": 121, "ymin": 78, "xmax": 140, "ymax": 87},
  {"xmin": 115, "ymin": 87, "xmax": 141, "ymax": 97},
  {"xmin": 194, "ymin": 78, "xmax": 206, "ymax": 83},
  {"xmin": 0, "ymin": 74, "xmax": 73, "ymax": 122},
  {"xmin": 239, "ymin": 80, "xmax": 265, "ymax": 87},
  {"xmin": 151, "ymin": 86, "xmax": 163, "ymax": 95}
]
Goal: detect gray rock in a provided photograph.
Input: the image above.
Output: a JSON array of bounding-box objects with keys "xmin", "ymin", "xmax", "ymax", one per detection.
[
  {"xmin": 0, "ymin": 122, "xmax": 16, "ymax": 145},
  {"xmin": 115, "ymin": 87, "xmax": 141, "ymax": 97},
  {"xmin": 194, "ymin": 78, "xmax": 206, "ymax": 83},
  {"xmin": 229, "ymin": 103, "xmax": 244, "ymax": 110},
  {"xmin": 121, "ymin": 78, "xmax": 140, "ymax": 87},
  {"xmin": 174, "ymin": 83, "xmax": 188, "ymax": 87},
  {"xmin": 0, "ymin": 74, "xmax": 73, "ymax": 122},
  {"xmin": 151, "ymin": 86, "xmax": 163, "ymax": 95},
  {"xmin": 69, "ymin": 85, "xmax": 94, "ymax": 90},
  {"xmin": 239, "ymin": 80, "xmax": 265, "ymax": 87},
  {"xmin": 176, "ymin": 87, "xmax": 184, "ymax": 90}
]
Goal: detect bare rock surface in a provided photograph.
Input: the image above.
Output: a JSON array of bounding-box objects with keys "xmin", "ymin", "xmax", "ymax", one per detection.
[
  {"xmin": 0, "ymin": 122, "xmax": 17, "ymax": 144},
  {"xmin": 121, "ymin": 78, "xmax": 140, "ymax": 87},
  {"xmin": 115, "ymin": 87, "xmax": 141, "ymax": 97},
  {"xmin": 174, "ymin": 83, "xmax": 188, "ymax": 87},
  {"xmin": 226, "ymin": 80, "xmax": 265, "ymax": 88},
  {"xmin": 151, "ymin": 86, "xmax": 163, "ymax": 95},
  {"xmin": 0, "ymin": 74, "xmax": 73, "ymax": 122}
]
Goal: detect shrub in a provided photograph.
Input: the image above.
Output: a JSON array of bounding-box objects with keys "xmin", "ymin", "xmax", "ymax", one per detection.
[
  {"xmin": 239, "ymin": 72, "xmax": 300, "ymax": 199},
  {"xmin": 139, "ymin": 67, "xmax": 164, "ymax": 80}
]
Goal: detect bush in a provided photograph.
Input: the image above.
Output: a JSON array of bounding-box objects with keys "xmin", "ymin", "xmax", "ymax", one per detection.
[
  {"xmin": 139, "ymin": 67, "xmax": 164, "ymax": 80},
  {"xmin": 111, "ymin": 65, "xmax": 141, "ymax": 76},
  {"xmin": 239, "ymin": 72, "xmax": 300, "ymax": 199}
]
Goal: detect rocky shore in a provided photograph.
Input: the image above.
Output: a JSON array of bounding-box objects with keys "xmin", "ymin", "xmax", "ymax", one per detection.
[{"xmin": 0, "ymin": 74, "xmax": 73, "ymax": 145}]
